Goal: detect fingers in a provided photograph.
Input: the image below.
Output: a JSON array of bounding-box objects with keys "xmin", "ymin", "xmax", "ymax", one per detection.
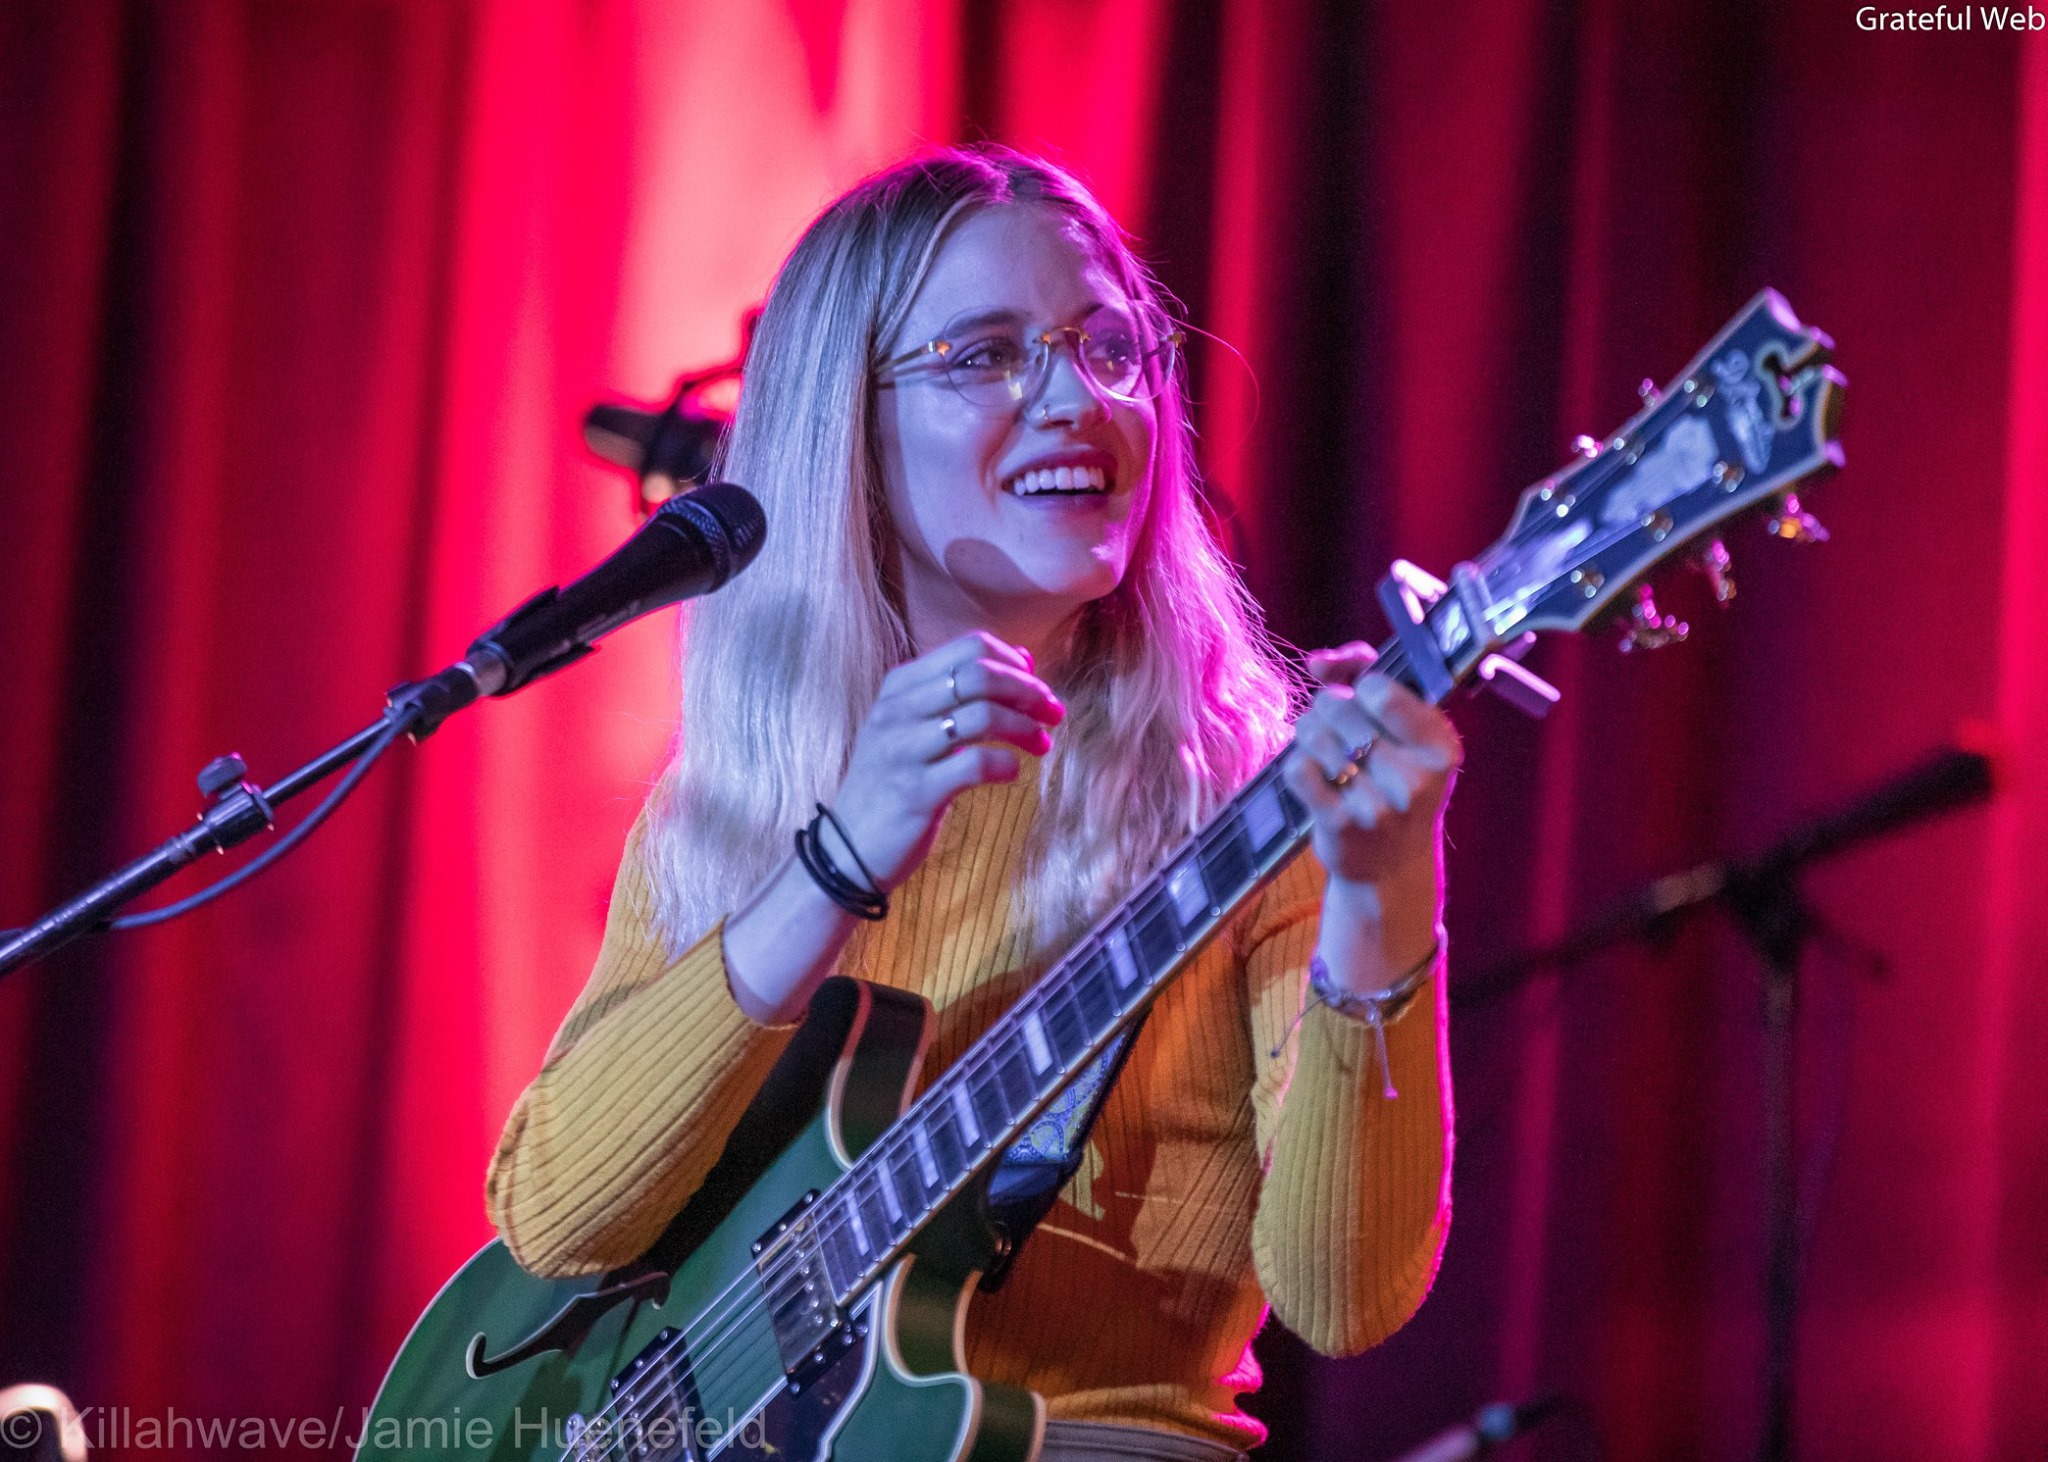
[
  {"xmin": 1284, "ymin": 734, "xmax": 1405, "ymax": 826},
  {"xmin": 833, "ymin": 633, "xmax": 1055, "ymax": 890},
  {"xmin": 929, "ymin": 742, "xmax": 1023, "ymax": 800},
  {"xmin": 932, "ymin": 699, "xmax": 1054, "ymax": 760},
  {"xmin": 884, "ymin": 632, "xmax": 1064, "ymax": 729},
  {"xmin": 1287, "ymin": 671, "xmax": 1461, "ymax": 870},
  {"xmin": 1306, "ymin": 640, "xmax": 1378, "ymax": 686},
  {"xmin": 1351, "ymin": 674, "xmax": 1462, "ymax": 770},
  {"xmin": 931, "ymin": 655, "xmax": 1065, "ymax": 726}
]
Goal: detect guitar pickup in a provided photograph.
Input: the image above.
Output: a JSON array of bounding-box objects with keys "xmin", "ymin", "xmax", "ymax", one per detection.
[{"xmin": 756, "ymin": 1191, "xmax": 855, "ymax": 1392}]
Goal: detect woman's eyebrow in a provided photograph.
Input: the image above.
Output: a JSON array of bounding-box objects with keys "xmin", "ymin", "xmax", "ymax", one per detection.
[
  {"xmin": 934, "ymin": 299, "xmax": 1118, "ymax": 336},
  {"xmin": 937, "ymin": 307, "xmax": 1024, "ymax": 334}
]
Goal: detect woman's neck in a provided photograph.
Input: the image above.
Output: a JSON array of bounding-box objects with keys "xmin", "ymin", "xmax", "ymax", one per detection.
[{"xmin": 903, "ymin": 591, "xmax": 1084, "ymax": 680}]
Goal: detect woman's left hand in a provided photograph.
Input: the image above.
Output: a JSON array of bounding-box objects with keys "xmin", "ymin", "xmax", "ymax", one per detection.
[{"xmin": 1282, "ymin": 643, "xmax": 1462, "ymax": 966}]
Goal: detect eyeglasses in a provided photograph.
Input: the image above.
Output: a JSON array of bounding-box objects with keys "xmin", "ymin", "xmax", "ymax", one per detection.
[{"xmin": 877, "ymin": 303, "xmax": 1184, "ymax": 411}]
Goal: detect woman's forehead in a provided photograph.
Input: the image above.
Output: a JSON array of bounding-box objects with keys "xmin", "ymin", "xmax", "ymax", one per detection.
[{"xmin": 897, "ymin": 204, "xmax": 1125, "ymax": 342}]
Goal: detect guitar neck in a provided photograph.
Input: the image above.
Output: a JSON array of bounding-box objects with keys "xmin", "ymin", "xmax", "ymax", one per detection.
[{"xmin": 802, "ymin": 631, "xmax": 1433, "ymax": 1306}]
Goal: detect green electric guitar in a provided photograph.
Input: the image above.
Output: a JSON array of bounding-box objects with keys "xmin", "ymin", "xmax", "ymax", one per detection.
[{"xmin": 356, "ymin": 291, "xmax": 1844, "ymax": 1462}]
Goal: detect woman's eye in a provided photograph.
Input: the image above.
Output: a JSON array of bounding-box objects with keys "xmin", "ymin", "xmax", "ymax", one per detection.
[
  {"xmin": 953, "ymin": 337, "xmax": 1024, "ymax": 372},
  {"xmin": 1088, "ymin": 332, "xmax": 1141, "ymax": 370}
]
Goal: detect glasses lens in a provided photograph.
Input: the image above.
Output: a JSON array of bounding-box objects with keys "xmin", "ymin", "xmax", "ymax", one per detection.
[
  {"xmin": 1079, "ymin": 306, "xmax": 1153, "ymax": 399},
  {"xmin": 939, "ymin": 327, "xmax": 1031, "ymax": 408}
]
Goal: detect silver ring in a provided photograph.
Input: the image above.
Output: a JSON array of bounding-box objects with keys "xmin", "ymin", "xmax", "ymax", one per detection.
[
  {"xmin": 946, "ymin": 667, "xmax": 961, "ymax": 708},
  {"xmin": 942, "ymin": 714, "xmax": 959, "ymax": 745}
]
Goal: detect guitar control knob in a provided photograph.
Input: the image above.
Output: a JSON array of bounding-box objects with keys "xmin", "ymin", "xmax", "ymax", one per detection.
[
  {"xmin": 1618, "ymin": 584, "xmax": 1688, "ymax": 653},
  {"xmin": 1694, "ymin": 538, "xmax": 1736, "ymax": 604},
  {"xmin": 1639, "ymin": 377, "xmax": 1661, "ymax": 404},
  {"xmin": 1765, "ymin": 492, "xmax": 1829, "ymax": 543}
]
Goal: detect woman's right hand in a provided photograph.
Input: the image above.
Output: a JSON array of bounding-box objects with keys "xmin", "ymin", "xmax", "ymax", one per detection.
[{"xmin": 822, "ymin": 631, "xmax": 1065, "ymax": 891}]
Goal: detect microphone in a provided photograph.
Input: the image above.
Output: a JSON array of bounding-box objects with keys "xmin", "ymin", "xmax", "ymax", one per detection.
[
  {"xmin": 470, "ymin": 481, "xmax": 765, "ymax": 695},
  {"xmin": 391, "ymin": 481, "xmax": 765, "ymax": 734},
  {"xmin": 1387, "ymin": 1396, "xmax": 1560, "ymax": 1462}
]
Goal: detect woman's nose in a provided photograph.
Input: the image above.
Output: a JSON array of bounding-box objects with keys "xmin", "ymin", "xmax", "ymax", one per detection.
[{"xmin": 1028, "ymin": 338, "xmax": 1109, "ymax": 426}]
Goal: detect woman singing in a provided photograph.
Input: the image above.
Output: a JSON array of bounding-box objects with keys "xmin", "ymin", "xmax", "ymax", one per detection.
[{"xmin": 486, "ymin": 146, "xmax": 1459, "ymax": 1462}]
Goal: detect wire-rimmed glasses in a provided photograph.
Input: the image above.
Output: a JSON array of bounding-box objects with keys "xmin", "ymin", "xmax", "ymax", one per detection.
[{"xmin": 877, "ymin": 302, "xmax": 1184, "ymax": 410}]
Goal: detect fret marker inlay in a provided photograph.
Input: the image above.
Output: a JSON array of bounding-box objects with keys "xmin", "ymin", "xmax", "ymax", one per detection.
[
  {"xmin": 1106, "ymin": 930, "xmax": 1139, "ymax": 989},
  {"xmin": 1168, "ymin": 859, "xmax": 1209, "ymax": 929},
  {"xmin": 949, "ymin": 1085, "xmax": 981, "ymax": 1145},
  {"xmin": 1244, "ymin": 781, "xmax": 1286, "ymax": 852},
  {"xmin": 1023, "ymin": 1012, "xmax": 1054, "ymax": 1073}
]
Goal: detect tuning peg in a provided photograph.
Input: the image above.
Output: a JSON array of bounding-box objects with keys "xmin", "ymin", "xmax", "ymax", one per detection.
[
  {"xmin": 1617, "ymin": 584, "xmax": 1688, "ymax": 653},
  {"xmin": 1571, "ymin": 434, "xmax": 1603, "ymax": 459},
  {"xmin": 1764, "ymin": 492, "xmax": 1829, "ymax": 543},
  {"xmin": 1693, "ymin": 538, "xmax": 1736, "ymax": 604},
  {"xmin": 1639, "ymin": 377, "xmax": 1661, "ymax": 405}
]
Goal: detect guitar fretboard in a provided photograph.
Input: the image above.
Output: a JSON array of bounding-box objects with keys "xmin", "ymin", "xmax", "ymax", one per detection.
[{"xmin": 805, "ymin": 754, "xmax": 1315, "ymax": 1302}]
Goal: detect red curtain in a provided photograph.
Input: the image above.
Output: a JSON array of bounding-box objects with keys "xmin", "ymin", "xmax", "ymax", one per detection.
[{"xmin": 2, "ymin": 4, "xmax": 2043, "ymax": 1459}]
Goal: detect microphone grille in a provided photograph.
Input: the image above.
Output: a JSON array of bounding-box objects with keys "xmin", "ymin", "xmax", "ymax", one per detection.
[{"xmin": 655, "ymin": 482, "xmax": 767, "ymax": 587}]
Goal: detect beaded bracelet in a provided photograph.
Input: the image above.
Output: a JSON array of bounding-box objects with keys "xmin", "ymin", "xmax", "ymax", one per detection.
[
  {"xmin": 794, "ymin": 803, "xmax": 888, "ymax": 921},
  {"xmin": 1270, "ymin": 936, "xmax": 1441, "ymax": 1099}
]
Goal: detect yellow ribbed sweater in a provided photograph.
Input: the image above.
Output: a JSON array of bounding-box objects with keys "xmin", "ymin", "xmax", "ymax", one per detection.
[{"xmin": 486, "ymin": 768, "xmax": 1451, "ymax": 1449}]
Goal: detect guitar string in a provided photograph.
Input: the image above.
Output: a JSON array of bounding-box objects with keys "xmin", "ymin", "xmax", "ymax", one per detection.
[
  {"xmin": 571, "ymin": 637, "xmax": 1428, "ymax": 1451},
  {"xmin": 567, "ymin": 643, "xmax": 1431, "ymax": 1456}
]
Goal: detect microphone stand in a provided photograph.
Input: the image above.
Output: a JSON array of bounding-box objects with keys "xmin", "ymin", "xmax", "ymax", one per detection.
[
  {"xmin": 1, "ymin": 479, "xmax": 766, "ymax": 981},
  {"xmin": 1454, "ymin": 743, "xmax": 1996, "ymax": 1462},
  {"xmin": 0, "ymin": 662, "xmax": 492, "ymax": 979}
]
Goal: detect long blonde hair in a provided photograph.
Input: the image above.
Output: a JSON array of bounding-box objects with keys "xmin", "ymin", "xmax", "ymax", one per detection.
[{"xmin": 646, "ymin": 146, "xmax": 1295, "ymax": 957}]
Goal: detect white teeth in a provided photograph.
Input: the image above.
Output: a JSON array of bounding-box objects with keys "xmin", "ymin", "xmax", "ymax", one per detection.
[{"xmin": 1008, "ymin": 464, "xmax": 1108, "ymax": 495}]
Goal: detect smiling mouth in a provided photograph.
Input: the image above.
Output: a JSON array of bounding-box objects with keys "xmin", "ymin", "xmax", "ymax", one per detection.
[{"xmin": 1003, "ymin": 464, "xmax": 1112, "ymax": 497}]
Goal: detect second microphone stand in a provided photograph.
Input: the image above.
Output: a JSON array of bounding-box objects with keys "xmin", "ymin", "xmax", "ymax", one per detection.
[{"xmin": 1454, "ymin": 744, "xmax": 1995, "ymax": 1462}]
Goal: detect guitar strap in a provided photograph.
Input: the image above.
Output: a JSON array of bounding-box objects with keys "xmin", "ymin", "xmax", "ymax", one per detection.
[{"xmin": 979, "ymin": 1014, "xmax": 1146, "ymax": 1290}]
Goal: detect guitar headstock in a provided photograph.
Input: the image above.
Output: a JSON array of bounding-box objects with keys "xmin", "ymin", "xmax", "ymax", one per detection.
[{"xmin": 1394, "ymin": 290, "xmax": 1844, "ymax": 698}]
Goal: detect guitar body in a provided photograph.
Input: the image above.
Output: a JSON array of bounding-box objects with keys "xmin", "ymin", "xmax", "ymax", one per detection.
[{"xmin": 358, "ymin": 979, "xmax": 1043, "ymax": 1462}]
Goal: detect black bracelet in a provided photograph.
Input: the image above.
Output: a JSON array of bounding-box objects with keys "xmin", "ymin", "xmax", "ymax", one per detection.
[
  {"xmin": 813, "ymin": 803, "xmax": 884, "ymax": 896},
  {"xmin": 794, "ymin": 803, "xmax": 888, "ymax": 921}
]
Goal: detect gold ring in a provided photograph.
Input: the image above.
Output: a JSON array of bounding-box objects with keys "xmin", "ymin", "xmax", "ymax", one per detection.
[{"xmin": 1329, "ymin": 736, "xmax": 1375, "ymax": 788}]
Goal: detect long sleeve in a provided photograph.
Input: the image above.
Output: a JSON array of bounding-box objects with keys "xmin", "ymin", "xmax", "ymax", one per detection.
[
  {"xmin": 484, "ymin": 814, "xmax": 796, "ymax": 1278},
  {"xmin": 1241, "ymin": 854, "xmax": 1454, "ymax": 1356}
]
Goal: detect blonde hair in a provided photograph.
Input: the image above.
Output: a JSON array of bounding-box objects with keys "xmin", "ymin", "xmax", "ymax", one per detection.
[{"xmin": 646, "ymin": 146, "xmax": 1295, "ymax": 957}]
